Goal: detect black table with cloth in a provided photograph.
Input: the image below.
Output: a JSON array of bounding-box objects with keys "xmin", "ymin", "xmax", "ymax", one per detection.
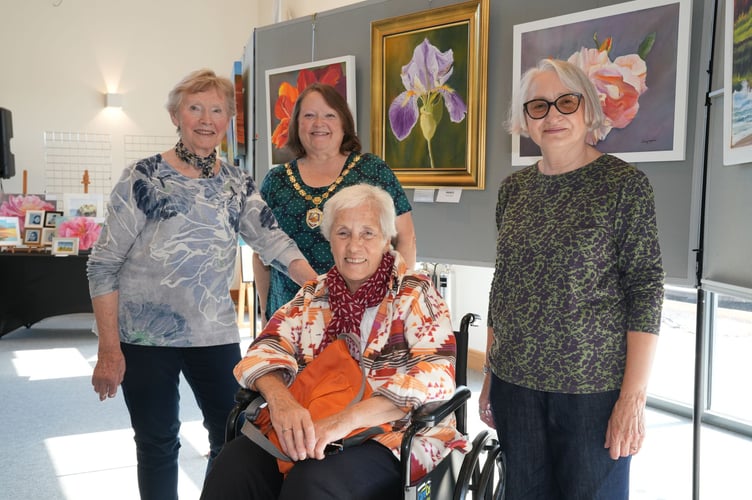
[{"xmin": 0, "ymin": 251, "xmax": 93, "ymax": 337}]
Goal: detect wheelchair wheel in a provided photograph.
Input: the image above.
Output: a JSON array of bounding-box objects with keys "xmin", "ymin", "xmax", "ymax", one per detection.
[
  {"xmin": 477, "ymin": 439, "xmax": 506, "ymax": 500},
  {"xmin": 453, "ymin": 430, "xmax": 496, "ymax": 500}
]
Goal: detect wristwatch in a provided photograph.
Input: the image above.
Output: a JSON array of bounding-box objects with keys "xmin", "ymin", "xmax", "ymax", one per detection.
[{"xmin": 482, "ymin": 363, "xmax": 490, "ymax": 375}]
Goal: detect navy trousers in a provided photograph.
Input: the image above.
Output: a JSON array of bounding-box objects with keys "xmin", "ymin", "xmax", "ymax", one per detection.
[
  {"xmin": 120, "ymin": 342, "xmax": 241, "ymax": 500},
  {"xmin": 490, "ymin": 376, "xmax": 631, "ymax": 500}
]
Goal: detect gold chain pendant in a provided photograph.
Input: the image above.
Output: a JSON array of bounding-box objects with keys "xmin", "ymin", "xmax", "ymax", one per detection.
[
  {"xmin": 306, "ymin": 207, "xmax": 323, "ymax": 228},
  {"xmin": 286, "ymin": 154, "xmax": 361, "ymax": 230}
]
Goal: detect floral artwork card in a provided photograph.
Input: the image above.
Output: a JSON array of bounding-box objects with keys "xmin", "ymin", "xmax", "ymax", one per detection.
[
  {"xmin": 63, "ymin": 192, "xmax": 104, "ymax": 218},
  {"xmin": 512, "ymin": 0, "xmax": 692, "ymax": 165},
  {"xmin": 55, "ymin": 216, "xmax": 103, "ymax": 251},
  {"xmin": 0, "ymin": 193, "xmax": 56, "ymax": 233}
]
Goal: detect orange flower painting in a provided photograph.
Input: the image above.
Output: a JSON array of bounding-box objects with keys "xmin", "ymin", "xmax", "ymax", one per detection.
[{"xmin": 266, "ymin": 56, "xmax": 355, "ymax": 166}]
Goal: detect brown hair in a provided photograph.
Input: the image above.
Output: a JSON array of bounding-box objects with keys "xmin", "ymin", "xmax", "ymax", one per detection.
[{"xmin": 285, "ymin": 83, "xmax": 361, "ymax": 157}]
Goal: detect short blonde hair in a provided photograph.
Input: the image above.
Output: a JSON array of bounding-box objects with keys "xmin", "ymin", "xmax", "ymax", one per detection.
[
  {"xmin": 166, "ymin": 69, "xmax": 236, "ymax": 119},
  {"xmin": 506, "ymin": 59, "xmax": 605, "ymax": 143},
  {"xmin": 320, "ymin": 184, "xmax": 397, "ymax": 243}
]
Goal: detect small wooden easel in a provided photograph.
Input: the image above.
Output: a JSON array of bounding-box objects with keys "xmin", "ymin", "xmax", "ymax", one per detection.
[{"xmin": 81, "ymin": 169, "xmax": 90, "ymax": 193}]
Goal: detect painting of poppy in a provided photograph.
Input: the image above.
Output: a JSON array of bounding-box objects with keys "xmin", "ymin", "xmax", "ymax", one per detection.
[
  {"xmin": 265, "ymin": 55, "xmax": 356, "ymax": 167},
  {"xmin": 723, "ymin": 0, "xmax": 752, "ymax": 165},
  {"xmin": 512, "ymin": 0, "xmax": 692, "ymax": 165},
  {"xmin": 371, "ymin": 0, "xmax": 489, "ymax": 189}
]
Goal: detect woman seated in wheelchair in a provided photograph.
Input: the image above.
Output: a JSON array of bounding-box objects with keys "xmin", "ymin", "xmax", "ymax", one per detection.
[{"xmin": 201, "ymin": 183, "xmax": 466, "ymax": 500}]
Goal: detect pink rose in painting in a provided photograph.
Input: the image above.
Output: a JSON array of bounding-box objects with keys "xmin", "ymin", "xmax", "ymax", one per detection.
[
  {"xmin": 57, "ymin": 216, "xmax": 102, "ymax": 251},
  {"xmin": 568, "ymin": 47, "xmax": 648, "ymax": 142},
  {"xmin": 0, "ymin": 194, "xmax": 56, "ymax": 232}
]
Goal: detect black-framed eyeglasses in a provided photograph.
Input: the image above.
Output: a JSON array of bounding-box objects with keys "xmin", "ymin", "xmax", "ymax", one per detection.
[{"xmin": 523, "ymin": 93, "xmax": 583, "ymax": 120}]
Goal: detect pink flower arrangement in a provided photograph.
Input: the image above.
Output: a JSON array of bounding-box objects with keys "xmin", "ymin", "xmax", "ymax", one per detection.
[
  {"xmin": 57, "ymin": 216, "xmax": 102, "ymax": 251},
  {"xmin": 0, "ymin": 194, "xmax": 55, "ymax": 232},
  {"xmin": 567, "ymin": 33, "xmax": 652, "ymax": 144}
]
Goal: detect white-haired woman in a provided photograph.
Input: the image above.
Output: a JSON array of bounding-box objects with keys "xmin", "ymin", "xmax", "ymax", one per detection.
[
  {"xmin": 88, "ymin": 69, "xmax": 315, "ymax": 500},
  {"xmin": 479, "ymin": 59, "xmax": 664, "ymax": 499},
  {"xmin": 201, "ymin": 184, "xmax": 465, "ymax": 500}
]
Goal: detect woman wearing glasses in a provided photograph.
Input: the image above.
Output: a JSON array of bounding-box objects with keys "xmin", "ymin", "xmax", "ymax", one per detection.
[{"xmin": 478, "ymin": 58, "xmax": 664, "ymax": 499}]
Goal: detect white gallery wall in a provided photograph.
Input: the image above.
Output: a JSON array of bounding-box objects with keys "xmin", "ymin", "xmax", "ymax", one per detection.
[{"xmin": 0, "ymin": 0, "xmax": 265, "ymax": 195}]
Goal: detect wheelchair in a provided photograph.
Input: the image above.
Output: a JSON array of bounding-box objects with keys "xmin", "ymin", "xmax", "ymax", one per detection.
[{"xmin": 225, "ymin": 312, "xmax": 506, "ymax": 500}]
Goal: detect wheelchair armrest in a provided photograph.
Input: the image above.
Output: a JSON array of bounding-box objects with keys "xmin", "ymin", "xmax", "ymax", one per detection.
[
  {"xmin": 400, "ymin": 385, "xmax": 471, "ymax": 487},
  {"xmin": 225, "ymin": 387, "xmax": 263, "ymax": 443},
  {"xmin": 409, "ymin": 385, "xmax": 471, "ymax": 427},
  {"xmin": 234, "ymin": 387, "xmax": 260, "ymax": 406}
]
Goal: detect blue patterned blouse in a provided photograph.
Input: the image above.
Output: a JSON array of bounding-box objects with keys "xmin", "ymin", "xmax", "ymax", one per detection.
[{"xmin": 87, "ymin": 154, "xmax": 305, "ymax": 347}]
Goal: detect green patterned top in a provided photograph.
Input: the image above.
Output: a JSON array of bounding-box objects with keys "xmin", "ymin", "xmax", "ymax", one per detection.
[
  {"xmin": 487, "ymin": 154, "xmax": 664, "ymax": 393},
  {"xmin": 260, "ymin": 152, "xmax": 412, "ymax": 319}
]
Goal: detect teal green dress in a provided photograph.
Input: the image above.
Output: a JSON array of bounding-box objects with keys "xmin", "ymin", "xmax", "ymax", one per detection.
[{"xmin": 260, "ymin": 152, "xmax": 412, "ymax": 319}]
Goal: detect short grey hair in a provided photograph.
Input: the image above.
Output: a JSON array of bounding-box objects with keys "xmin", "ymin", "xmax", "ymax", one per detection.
[
  {"xmin": 506, "ymin": 59, "xmax": 605, "ymax": 143},
  {"xmin": 165, "ymin": 69, "xmax": 236, "ymax": 124},
  {"xmin": 320, "ymin": 184, "xmax": 397, "ymax": 243}
]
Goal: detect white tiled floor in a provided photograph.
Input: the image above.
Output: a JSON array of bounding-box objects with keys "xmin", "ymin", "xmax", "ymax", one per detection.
[{"xmin": 2, "ymin": 314, "xmax": 751, "ymax": 499}]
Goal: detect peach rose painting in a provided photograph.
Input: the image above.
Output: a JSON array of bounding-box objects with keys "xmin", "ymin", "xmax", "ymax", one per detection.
[{"xmin": 512, "ymin": 0, "xmax": 691, "ymax": 165}]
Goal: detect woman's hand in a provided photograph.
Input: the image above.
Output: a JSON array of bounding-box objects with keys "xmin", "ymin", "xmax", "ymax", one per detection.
[
  {"xmin": 479, "ymin": 369, "xmax": 495, "ymax": 429},
  {"xmin": 309, "ymin": 396, "xmax": 406, "ymax": 460},
  {"xmin": 310, "ymin": 414, "xmax": 351, "ymax": 460},
  {"xmin": 605, "ymin": 331, "xmax": 657, "ymax": 459},
  {"xmin": 268, "ymin": 392, "xmax": 316, "ymax": 461},
  {"xmin": 604, "ymin": 391, "xmax": 646, "ymax": 459},
  {"xmin": 92, "ymin": 347, "xmax": 125, "ymax": 401},
  {"xmin": 256, "ymin": 372, "xmax": 316, "ymax": 461}
]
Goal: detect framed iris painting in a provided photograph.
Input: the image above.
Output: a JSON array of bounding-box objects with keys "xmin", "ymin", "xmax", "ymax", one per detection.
[
  {"xmin": 265, "ymin": 55, "xmax": 356, "ymax": 167},
  {"xmin": 723, "ymin": 0, "xmax": 752, "ymax": 165},
  {"xmin": 512, "ymin": 0, "xmax": 692, "ymax": 165},
  {"xmin": 371, "ymin": 0, "xmax": 489, "ymax": 189}
]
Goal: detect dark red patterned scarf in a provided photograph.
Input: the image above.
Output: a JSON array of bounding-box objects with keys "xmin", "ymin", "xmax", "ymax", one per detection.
[{"xmin": 321, "ymin": 252, "xmax": 395, "ymax": 354}]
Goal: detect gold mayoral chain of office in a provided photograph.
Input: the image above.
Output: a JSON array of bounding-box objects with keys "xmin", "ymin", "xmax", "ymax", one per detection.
[{"xmin": 286, "ymin": 154, "xmax": 360, "ymax": 229}]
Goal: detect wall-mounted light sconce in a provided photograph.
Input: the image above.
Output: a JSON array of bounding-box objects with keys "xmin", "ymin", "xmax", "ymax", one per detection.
[{"xmin": 104, "ymin": 92, "xmax": 123, "ymax": 109}]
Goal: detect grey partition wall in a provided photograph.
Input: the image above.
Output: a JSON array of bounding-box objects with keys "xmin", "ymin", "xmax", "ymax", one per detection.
[
  {"xmin": 246, "ymin": 0, "xmax": 714, "ymax": 284},
  {"xmin": 702, "ymin": 0, "xmax": 752, "ymax": 293}
]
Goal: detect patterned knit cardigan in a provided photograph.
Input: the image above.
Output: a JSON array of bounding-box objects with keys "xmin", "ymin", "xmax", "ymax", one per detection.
[{"xmin": 234, "ymin": 251, "xmax": 469, "ymax": 482}]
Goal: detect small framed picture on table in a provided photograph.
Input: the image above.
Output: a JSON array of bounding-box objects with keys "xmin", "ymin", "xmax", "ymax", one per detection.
[
  {"xmin": 41, "ymin": 227, "xmax": 56, "ymax": 246},
  {"xmin": 0, "ymin": 216, "xmax": 21, "ymax": 247},
  {"xmin": 23, "ymin": 228, "xmax": 42, "ymax": 246},
  {"xmin": 44, "ymin": 210, "xmax": 64, "ymax": 228},
  {"xmin": 51, "ymin": 237, "xmax": 79, "ymax": 256},
  {"xmin": 24, "ymin": 210, "xmax": 45, "ymax": 228}
]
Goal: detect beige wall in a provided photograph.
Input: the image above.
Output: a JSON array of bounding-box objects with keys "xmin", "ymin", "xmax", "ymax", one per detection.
[
  {"xmin": 0, "ymin": 0, "xmax": 262, "ymax": 195},
  {"xmin": 282, "ymin": 0, "xmax": 360, "ymax": 19}
]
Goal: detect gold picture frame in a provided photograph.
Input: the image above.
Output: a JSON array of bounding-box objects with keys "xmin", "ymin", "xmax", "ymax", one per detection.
[{"xmin": 371, "ymin": 0, "xmax": 488, "ymax": 189}]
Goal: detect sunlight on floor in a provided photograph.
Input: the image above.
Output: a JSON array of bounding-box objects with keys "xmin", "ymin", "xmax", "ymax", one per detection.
[
  {"xmin": 12, "ymin": 347, "xmax": 92, "ymax": 380},
  {"xmin": 44, "ymin": 424, "xmax": 209, "ymax": 500}
]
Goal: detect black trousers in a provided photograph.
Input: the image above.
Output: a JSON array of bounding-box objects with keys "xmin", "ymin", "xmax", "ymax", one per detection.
[{"xmin": 200, "ymin": 434, "xmax": 402, "ymax": 500}]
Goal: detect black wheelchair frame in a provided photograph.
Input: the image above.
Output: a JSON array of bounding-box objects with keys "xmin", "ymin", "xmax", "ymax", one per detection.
[{"xmin": 225, "ymin": 312, "xmax": 506, "ymax": 500}]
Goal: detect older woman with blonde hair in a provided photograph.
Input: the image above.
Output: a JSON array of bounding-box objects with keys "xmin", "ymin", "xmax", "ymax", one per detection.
[
  {"xmin": 201, "ymin": 183, "xmax": 463, "ymax": 500},
  {"xmin": 88, "ymin": 69, "xmax": 315, "ymax": 500}
]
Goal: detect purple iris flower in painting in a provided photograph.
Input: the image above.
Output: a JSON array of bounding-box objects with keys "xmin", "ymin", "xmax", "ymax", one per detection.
[{"xmin": 388, "ymin": 38, "xmax": 467, "ymax": 168}]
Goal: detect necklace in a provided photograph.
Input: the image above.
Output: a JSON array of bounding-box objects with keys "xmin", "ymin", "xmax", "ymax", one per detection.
[
  {"xmin": 174, "ymin": 140, "xmax": 217, "ymax": 178},
  {"xmin": 286, "ymin": 154, "xmax": 361, "ymax": 229}
]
